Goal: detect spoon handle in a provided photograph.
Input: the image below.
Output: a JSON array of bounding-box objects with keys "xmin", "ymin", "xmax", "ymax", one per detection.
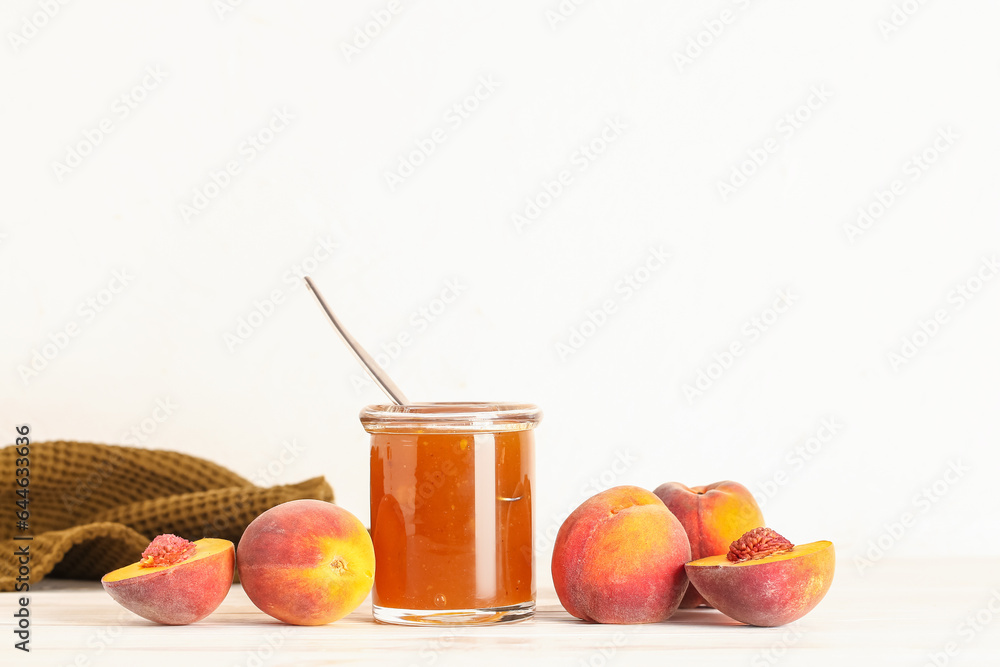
[{"xmin": 304, "ymin": 276, "xmax": 410, "ymax": 405}]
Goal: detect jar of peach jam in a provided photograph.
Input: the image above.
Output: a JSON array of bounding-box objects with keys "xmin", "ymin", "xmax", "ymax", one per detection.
[{"xmin": 361, "ymin": 402, "xmax": 541, "ymax": 625}]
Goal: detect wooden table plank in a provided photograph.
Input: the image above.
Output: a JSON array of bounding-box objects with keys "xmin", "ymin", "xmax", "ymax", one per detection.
[{"xmin": 3, "ymin": 558, "xmax": 999, "ymax": 666}]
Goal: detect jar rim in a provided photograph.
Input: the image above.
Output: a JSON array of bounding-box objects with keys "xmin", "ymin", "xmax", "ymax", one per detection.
[{"xmin": 359, "ymin": 402, "xmax": 542, "ymax": 433}]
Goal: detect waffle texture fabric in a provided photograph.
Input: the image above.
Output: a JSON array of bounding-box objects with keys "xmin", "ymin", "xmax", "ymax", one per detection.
[{"xmin": 0, "ymin": 441, "xmax": 334, "ymax": 590}]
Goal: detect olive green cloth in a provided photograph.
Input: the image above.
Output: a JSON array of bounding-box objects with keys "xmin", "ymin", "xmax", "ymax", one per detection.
[{"xmin": 0, "ymin": 441, "xmax": 333, "ymax": 591}]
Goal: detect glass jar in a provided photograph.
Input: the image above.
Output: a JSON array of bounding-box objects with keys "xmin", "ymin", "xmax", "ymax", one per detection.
[{"xmin": 361, "ymin": 402, "xmax": 541, "ymax": 625}]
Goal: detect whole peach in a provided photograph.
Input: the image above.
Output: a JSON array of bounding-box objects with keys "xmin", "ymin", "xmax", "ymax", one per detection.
[
  {"xmin": 551, "ymin": 486, "xmax": 691, "ymax": 623},
  {"xmin": 653, "ymin": 481, "xmax": 764, "ymax": 608},
  {"xmin": 237, "ymin": 500, "xmax": 375, "ymax": 625}
]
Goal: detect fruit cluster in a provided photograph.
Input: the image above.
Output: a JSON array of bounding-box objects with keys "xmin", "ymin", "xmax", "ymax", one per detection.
[
  {"xmin": 551, "ymin": 482, "xmax": 835, "ymax": 626},
  {"xmin": 102, "ymin": 482, "xmax": 833, "ymax": 629},
  {"xmin": 101, "ymin": 499, "xmax": 374, "ymax": 626}
]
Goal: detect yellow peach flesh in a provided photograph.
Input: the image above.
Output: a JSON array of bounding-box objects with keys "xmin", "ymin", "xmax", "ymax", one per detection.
[{"xmin": 102, "ymin": 538, "xmax": 232, "ymax": 583}]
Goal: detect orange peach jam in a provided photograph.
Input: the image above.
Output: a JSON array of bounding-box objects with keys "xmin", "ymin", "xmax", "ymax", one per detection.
[{"xmin": 362, "ymin": 403, "xmax": 540, "ymax": 624}]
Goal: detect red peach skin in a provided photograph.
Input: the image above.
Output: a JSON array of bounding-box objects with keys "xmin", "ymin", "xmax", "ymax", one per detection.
[
  {"xmin": 653, "ymin": 481, "xmax": 765, "ymax": 608},
  {"xmin": 237, "ymin": 499, "xmax": 375, "ymax": 626},
  {"xmin": 102, "ymin": 538, "xmax": 234, "ymax": 625},
  {"xmin": 685, "ymin": 540, "xmax": 835, "ymax": 626},
  {"xmin": 552, "ymin": 485, "xmax": 691, "ymax": 623}
]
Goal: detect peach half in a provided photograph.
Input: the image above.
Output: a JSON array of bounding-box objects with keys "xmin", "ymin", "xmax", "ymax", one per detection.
[
  {"xmin": 237, "ymin": 499, "xmax": 375, "ymax": 626},
  {"xmin": 102, "ymin": 534, "xmax": 235, "ymax": 625},
  {"xmin": 684, "ymin": 528, "xmax": 835, "ymax": 627},
  {"xmin": 653, "ymin": 480, "xmax": 765, "ymax": 608},
  {"xmin": 551, "ymin": 486, "xmax": 691, "ymax": 624}
]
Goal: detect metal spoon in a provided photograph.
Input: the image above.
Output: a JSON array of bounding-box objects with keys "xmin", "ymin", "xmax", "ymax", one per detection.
[{"xmin": 303, "ymin": 276, "xmax": 410, "ymax": 405}]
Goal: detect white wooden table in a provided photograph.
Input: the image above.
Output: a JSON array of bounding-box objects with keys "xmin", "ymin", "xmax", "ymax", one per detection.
[{"xmin": 4, "ymin": 558, "xmax": 999, "ymax": 666}]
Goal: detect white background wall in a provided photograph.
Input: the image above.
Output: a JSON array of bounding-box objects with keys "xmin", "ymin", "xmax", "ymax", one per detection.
[{"xmin": 3, "ymin": 1, "xmax": 999, "ymax": 586}]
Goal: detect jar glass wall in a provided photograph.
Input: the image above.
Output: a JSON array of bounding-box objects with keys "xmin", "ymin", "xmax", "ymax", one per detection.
[{"xmin": 361, "ymin": 402, "xmax": 541, "ymax": 625}]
